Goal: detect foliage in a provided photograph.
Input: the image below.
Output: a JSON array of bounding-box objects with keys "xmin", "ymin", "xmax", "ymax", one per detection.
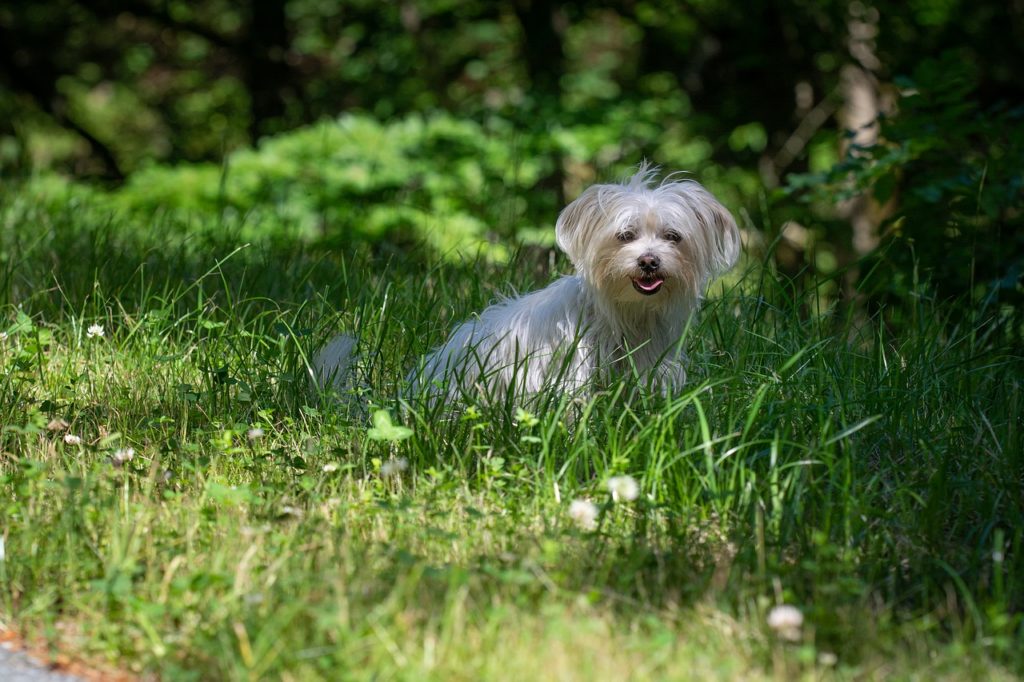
[
  {"xmin": 13, "ymin": 108, "xmax": 758, "ymax": 263},
  {"xmin": 3, "ymin": 0, "xmax": 1022, "ymax": 315},
  {"xmin": 117, "ymin": 114, "xmax": 544, "ymax": 260},
  {"xmin": 3, "ymin": 0, "xmax": 1019, "ymax": 176},
  {"xmin": 785, "ymin": 52, "xmax": 1024, "ymax": 320}
]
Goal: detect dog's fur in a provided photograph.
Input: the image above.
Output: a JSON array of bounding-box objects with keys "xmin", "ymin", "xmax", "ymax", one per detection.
[{"xmin": 315, "ymin": 165, "xmax": 740, "ymax": 402}]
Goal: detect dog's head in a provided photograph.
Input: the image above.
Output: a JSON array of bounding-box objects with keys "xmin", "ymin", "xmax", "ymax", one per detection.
[{"xmin": 555, "ymin": 164, "xmax": 740, "ymax": 306}]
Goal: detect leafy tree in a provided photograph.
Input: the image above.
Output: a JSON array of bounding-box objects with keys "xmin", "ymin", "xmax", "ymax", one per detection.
[
  {"xmin": 1, "ymin": 0, "xmax": 1022, "ymax": 316},
  {"xmin": 788, "ymin": 51, "xmax": 1024, "ymax": 321}
]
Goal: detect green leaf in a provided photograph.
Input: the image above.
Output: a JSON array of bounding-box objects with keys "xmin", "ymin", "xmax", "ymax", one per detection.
[
  {"xmin": 514, "ymin": 407, "xmax": 538, "ymax": 428},
  {"xmin": 366, "ymin": 409, "xmax": 413, "ymax": 442}
]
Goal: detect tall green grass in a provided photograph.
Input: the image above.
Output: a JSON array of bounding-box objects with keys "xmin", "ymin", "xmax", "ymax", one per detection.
[{"xmin": 1, "ymin": 187, "xmax": 1021, "ymax": 680}]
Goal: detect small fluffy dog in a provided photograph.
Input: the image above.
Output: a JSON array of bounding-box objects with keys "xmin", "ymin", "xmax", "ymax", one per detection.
[{"xmin": 316, "ymin": 165, "xmax": 739, "ymax": 402}]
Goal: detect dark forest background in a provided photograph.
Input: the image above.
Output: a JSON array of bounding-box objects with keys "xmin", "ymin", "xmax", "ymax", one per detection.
[{"xmin": 1, "ymin": 0, "xmax": 1022, "ymax": 326}]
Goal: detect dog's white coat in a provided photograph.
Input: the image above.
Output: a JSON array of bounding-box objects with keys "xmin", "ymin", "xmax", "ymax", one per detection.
[{"xmin": 316, "ymin": 166, "xmax": 740, "ymax": 402}]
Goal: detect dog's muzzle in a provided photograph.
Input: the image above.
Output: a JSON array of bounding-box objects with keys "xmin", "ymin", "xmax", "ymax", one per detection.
[{"xmin": 632, "ymin": 254, "xmax": 664, "ymax": 295}]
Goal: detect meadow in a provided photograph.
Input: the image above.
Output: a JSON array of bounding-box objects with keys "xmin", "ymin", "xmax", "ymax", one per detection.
[{"xmin": 1, "ymin": 171, "xmax": 1022, "ymax": 680}]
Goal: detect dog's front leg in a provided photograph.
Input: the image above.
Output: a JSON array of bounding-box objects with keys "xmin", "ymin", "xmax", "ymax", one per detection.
[{"xmin": 652, "ymin": 359, "xmax": 688, "ymax": 396}]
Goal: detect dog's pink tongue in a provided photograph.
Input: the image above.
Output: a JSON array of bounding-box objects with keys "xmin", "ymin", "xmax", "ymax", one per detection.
[{"xmin": 635, "ymin": 277, "xmax": 664, "ymax": 292}]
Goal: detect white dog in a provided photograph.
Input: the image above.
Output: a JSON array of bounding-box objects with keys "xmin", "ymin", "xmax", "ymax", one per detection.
[{"xmin": 315, "ymin": 165, "xmax": 739, "ymax": 402}]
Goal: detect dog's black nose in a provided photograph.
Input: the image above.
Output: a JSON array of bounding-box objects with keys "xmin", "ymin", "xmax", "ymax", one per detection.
[{"xmin": 638, "ymin": 254, "xmax": 661, "ymax": 273}]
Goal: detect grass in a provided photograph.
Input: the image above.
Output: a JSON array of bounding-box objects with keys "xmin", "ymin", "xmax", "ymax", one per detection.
[{"xmin": 1, "ymin": 185, "xmax": 1022, "ymax": 680}]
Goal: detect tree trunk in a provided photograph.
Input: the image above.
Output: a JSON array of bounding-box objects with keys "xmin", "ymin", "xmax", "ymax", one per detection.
[
  {"xmin": 243, "ymin": 0, "xmax": 294, "ymax": 142},
  {"xmin": 513, "ymin": 0, "xmax": 568, "ymax": 203},
  {"xmin": 836, "ymin": 5, "xmax": 884, "ymax": 332},
  {"xmin": 513, "ymin": 0, "xmax": 566, "ymax": 102}
]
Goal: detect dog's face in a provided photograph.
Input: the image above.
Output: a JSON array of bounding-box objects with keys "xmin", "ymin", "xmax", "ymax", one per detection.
[{"xmin": 555, "ymin": 168, "xmax": 740, "ymax": 306}]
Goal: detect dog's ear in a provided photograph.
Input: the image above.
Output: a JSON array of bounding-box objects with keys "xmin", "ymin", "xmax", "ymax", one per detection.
[
  {"xmin": 697, "ymin": 189, "xmax": 741, "ymax": 275},
  {"xmin": 665, "ymin": 181, "xmax": 741, "ymax": 276},
  {"xmin": 555, "ymin": 184, "xmax": 609, "ymax": 268}
]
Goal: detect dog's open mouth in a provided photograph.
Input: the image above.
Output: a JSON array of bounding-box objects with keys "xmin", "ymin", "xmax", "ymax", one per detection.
[{"xmin": 631, "ymin": 275, "xmax": 665, "ymax": 296}]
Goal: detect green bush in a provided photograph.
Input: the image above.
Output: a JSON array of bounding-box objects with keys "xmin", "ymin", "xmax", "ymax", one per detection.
[
  {"xmin": 112, "ymin": 114, "xmax": 547, "ymax": 259},
  {"xmin": 22, "ymin": 108, "xmax": 759, "ymax": 263}
]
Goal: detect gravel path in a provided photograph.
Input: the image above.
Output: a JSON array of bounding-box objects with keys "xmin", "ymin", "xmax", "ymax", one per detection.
[{"xmin": 0, "ymin": 645, "xmax": 83, "ymax": 682}]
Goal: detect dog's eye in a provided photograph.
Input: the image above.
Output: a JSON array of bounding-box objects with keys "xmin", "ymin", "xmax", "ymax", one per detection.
[
  {"xmin": 617, "ymin": 230, "xmax": 637, "ymax": 242},
  {"xmin": 663, "ymin": 231, "xmax": 681, "ymax": 243}
]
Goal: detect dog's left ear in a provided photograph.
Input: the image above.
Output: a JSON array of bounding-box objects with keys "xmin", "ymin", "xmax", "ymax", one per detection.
[
  {"xmin": 699, "ymin": 190, "xmax": 741, "ymax": 275},
  {"xmin": 668, "ymin": 182, "xmax": 741, "ymax": 276},
  {"xmin": 555, "ymin": 184, "xmax": 611, "ymax": 269}
]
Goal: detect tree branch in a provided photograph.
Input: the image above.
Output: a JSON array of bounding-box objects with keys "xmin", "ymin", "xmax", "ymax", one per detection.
[
  {"xmin": 79, "ymin": 0, "xmax": 239, "ymax": 50},
  {"xmin": 771, "ymin": 90, "xmax": 840, "ymax": 177}
]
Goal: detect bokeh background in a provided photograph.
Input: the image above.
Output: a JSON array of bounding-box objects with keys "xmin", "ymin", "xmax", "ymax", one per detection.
[{"xmin": 1, "ymin": 0, "xmax": 1021, "ymax": 325}]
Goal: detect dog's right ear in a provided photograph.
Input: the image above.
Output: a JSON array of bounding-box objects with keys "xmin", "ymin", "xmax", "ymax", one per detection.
[{"xmin": 555, "ymin": 184, "xmax": 609, "ymax": 269}]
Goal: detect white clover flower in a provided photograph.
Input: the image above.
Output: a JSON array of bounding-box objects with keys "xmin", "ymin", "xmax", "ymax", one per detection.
[
  {"xmin": 380, "ymin": 457, "xmax": 409, "ymax": 478},
  {"xmin": 63, "ymin": 433, "xmax": 83, "ymax": 445},
  {"xmin": 0, "ymin": 331, "xmax": 8, "ymax": 342},
  {"xmin": 322, "ymin": 462, "xmax": 340, "ymax": 473},
  {"xmin": 767, "ymin": 604, "xmax": 804, "ymax": 641},
  {"xmin": 86, "ymin": 324, "xmax": 105, "ymax": 339},
  {"xmin": 111, "ymin": 447, "xmax": 135, "ymax": 466},
  {"xmin": 247, "ymin": 427, "xmax": 265, "ymax": 440},
  {"xmin": 817, "ymin": 652, "xmax": 838, "ymax": 667},
  {"xmin": 568, "ymin": 499, "xmax": 600, "ymax": 531},
  {"xmin": 607, "ymin": 475, "xmax": 640, "ymax": 503}
]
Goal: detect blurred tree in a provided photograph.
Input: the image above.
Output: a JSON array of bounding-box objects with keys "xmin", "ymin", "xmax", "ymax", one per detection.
[
  {"xmin": 0, "ymin": 0, "xmax": 1021, "ymax": 314},
  {"xmin": 0, "ymin": 3, "xmax": 127, "ymax": 177},
  {"xmin": 3, "ymin": 0, "xmax": 1020, "ymax": 177}
]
